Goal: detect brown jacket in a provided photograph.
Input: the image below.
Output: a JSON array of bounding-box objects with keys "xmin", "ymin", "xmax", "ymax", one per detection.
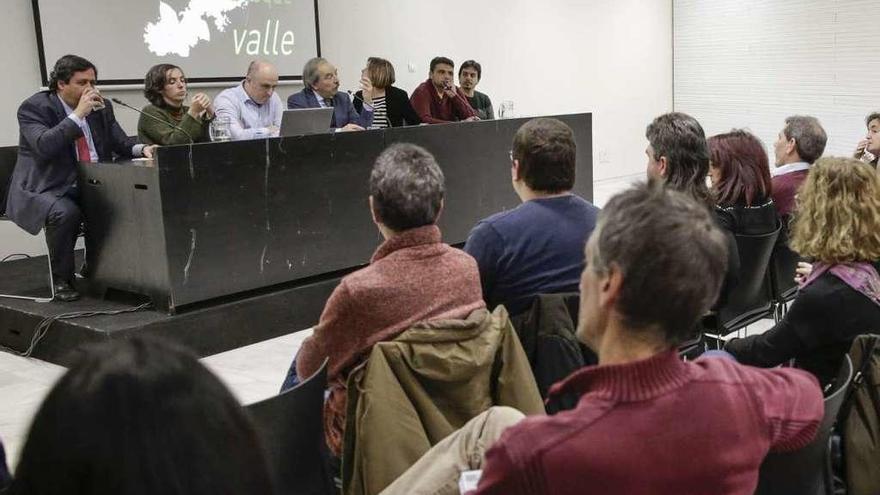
[{"xmin": 341, "ymin": 307, "xmax": 545, "ymax": 495}]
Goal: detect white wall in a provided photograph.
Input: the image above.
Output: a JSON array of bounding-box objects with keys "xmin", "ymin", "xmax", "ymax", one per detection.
[
  {"xmin": 674, "ymin": 0, "xmax": 880, "ymax": 158},
  {"xmin": 1, "ymin": 0, "xmax": 673, "ymax": 258}
]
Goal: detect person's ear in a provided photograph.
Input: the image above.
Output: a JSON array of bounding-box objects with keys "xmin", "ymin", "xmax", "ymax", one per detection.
[
  {"xmin": 599, "ymin": 263, "xmax": 624, "ymax": 309},
  {"xmin": 512, "ymin": 159, "xmax": 522, "ymax": 182},
  {"xmin": 787, "ymin": 138, "xmax": 797, "ymax": 156},
  {"xmin": 369, "ymin": 196, "xmax": 380, "ymax": 226},
  {"xmin": 435, "ymin": 198, "xmax": 445, "ymax": 223},
  {"xmin": 657, "ymin": 156, "xmax": 669, "ymax": 178}
]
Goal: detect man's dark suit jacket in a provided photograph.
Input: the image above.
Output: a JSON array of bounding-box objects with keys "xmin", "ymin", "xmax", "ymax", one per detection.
[
  {"xmin": 287, "ymin": 87, "xmax": 373, "ymax": 129},
  {"xmin": 5, "ymin": 91, "xmax": 137, "ymax": 234},
  {"xmin": 353, "ymin": 86, "xmax": 421, "ymax": 127}
]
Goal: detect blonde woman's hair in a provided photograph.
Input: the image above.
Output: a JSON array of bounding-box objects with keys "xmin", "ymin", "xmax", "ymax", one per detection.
[{"xmin": 791, "ymin": 157, "xmax": 880, "ymax": 263}]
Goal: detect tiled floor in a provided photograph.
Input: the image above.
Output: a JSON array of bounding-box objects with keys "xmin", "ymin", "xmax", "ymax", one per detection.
[{"xmin": 0, "ymin": 173, "xmax": 760, "ymax": 470}]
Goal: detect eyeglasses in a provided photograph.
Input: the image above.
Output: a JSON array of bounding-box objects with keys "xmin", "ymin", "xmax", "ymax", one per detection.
[{"xmin": 509, "ymin": 150, "xmax": 514, "ymax": 162}]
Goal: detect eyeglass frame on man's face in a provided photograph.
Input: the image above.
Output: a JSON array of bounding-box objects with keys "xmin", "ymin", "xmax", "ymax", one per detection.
[{"xmin": 509, "ymin": 150, "xmax": 514, "ymax": 162}]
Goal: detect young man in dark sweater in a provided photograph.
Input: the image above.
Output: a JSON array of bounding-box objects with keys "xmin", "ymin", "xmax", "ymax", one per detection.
[
  {"xmin": 464, "ymin": 118, "xmax": 599, "ymax": 315},
  {"xmin": 382, "ymin": 181, "xmax": 824, "ymax": 495},
  {"xmin": 459, "ymin": 60, "xmax": 494, "ymax": 120}
]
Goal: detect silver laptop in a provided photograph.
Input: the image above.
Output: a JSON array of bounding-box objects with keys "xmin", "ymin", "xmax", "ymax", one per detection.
[{"xmin": 280, "ymin": 107, "xmax": 334, "ymax": 137}]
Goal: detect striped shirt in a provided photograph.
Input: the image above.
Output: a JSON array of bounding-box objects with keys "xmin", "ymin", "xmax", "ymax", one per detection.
[{"xmin": 371, "ymin": 96, "xmax": 389, "ymax": 129}]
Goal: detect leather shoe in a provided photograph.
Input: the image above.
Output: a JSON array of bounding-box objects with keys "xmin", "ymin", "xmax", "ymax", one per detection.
[{"xmin": 53, "ymin": 280, "xmax": 80, "ymax": 302}]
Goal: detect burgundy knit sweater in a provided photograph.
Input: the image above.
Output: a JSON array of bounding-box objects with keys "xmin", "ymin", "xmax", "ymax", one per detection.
[
  {"xmin": 409, "ymin": 79, "xmax": 477, "ymax": 124},
  {"xmin": 771, "ymin": 169, "xmax": 809, "ymax": 218},
  {"xmin": 475, "ymin": 351, "xmax": 824, "ymax": 495},
  {"xmin": 295, "ymin": 225, "xmax": 485, "ymax": 453}
]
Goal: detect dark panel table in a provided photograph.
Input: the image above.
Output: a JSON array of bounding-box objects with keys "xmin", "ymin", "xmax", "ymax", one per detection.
[{"xmin": 78, "ymin": 114, "xmax": 592, "ymax": 313}]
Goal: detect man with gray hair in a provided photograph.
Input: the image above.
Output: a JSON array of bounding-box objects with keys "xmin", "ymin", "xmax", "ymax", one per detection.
[
  {"xmin": 380, "ymin": 180, "xmax": 823, "ymax": 495},
  {"xmin": 772, "ymin": 115, "xmax": 827, "ymax": 218},
  {"xmin": 282, "ymin": 143, "xmax": 485, "ymax": 456},
  {"xmin": 287, "ymin": 57, "xmax": 373, "ymax": 131},
  {"xmin": 214, "ymin": 60, "xmax": 283, "ymax": 140}
]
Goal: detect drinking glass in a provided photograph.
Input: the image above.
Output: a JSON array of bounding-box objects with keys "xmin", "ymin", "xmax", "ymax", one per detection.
[
  {"xmin": 210, "ymin": 116, "xmax": 232, "ymax": 142},
  {"xmin": 499, "ymin": 100, "xmax": 515, "ymax": 119}
]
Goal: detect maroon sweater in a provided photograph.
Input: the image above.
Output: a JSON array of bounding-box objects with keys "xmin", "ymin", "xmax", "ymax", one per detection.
[
  {"xmin": 475, "ymin": 351, "xmax": 823, "ymax": 495},
  {"xmin": 296, "ymin": 225, "xmax": 485, "ymax": 453},
  {"xmin": 409, "ymin": 79, "xmax": 476, "ymax": 124},
  {"xmin": 771, "ymin": 169, "xmax": 809, "ymax": 218}
]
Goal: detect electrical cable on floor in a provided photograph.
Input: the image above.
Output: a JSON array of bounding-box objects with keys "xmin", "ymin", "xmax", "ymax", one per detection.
[{"xmin": 1, "ymin": 302, "xmax": 153, "ymax": 358}]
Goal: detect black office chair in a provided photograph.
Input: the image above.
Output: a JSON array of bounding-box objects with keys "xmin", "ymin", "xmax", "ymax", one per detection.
[
  {"xmin": 754, "ymin": 355, "xmax": 854, "ymax": 495},
  {"xmin": 769, "ymin": 222, "xmax": 802, "ymax": 321},
  {"xmin": 246, "ymin": 358, "xmax": 334, "ymax": 495},
  {"xmin": 713, "ymin": 226, "xmax": 781, "ymax": 336},
  {"xmin": 0, "ymin": 145, "xmax": 56, "ymax": 302}
]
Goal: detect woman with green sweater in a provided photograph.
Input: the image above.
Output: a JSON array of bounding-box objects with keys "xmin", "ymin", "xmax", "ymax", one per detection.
[{"xmin": 138, "ymin": 64, "xmax": 213, "ymax": 145}]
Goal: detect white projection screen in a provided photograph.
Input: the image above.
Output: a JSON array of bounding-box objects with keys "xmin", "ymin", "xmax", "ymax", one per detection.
[{"xmin": 32, "ymin": 0, "xmax": 321, "ymax": 85}]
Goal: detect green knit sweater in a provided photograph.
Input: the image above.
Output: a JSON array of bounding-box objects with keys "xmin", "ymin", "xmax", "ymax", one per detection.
[{"xmin": 137, "ymin": 104, "xmax": 210, "ymax": 145}]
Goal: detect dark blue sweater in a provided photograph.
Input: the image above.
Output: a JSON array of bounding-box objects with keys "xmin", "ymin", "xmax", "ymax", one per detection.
[{"xmin": 463, "ymin": 194, "xmax": 599, "ymax": 315}]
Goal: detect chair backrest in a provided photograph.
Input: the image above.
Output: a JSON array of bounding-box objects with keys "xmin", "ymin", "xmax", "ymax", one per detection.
[
  {"xmin": 0, "ymin": 146, "xmax": 18, "ymax": 217},
  {"xmin": 755, "ymin": 355, "xmax": 854, "ymax": 495},
  {"xmin": 769, "ymin": 219, "xmax": 801, "ymax": 302},
  {"xmin": 246, "ymin": 359, "xmax": 333, "ymax": 495},
  {"xmin": 718, "ymin": 226, "xmax": 781, "ymax": 331}
]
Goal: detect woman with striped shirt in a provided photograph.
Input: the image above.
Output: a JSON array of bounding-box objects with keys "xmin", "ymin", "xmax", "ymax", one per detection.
[{"xmin": 354, "ymin": 57, "xmax": 421, "ymax": 127}]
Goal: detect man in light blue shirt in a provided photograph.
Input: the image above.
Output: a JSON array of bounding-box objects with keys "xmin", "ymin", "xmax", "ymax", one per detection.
[{"xmin": 214, "ymin": 61, "xmax": 284, "ymax": 140}]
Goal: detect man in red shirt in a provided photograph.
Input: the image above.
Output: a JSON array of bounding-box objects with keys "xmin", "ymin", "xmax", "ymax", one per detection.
[
  {"xmin": 409, "ymin": 56, "xmax": 478, "ymax": 124},
  {"xmin": 381, "ymin": 180, "xmax": 824, "ymax": 495}
]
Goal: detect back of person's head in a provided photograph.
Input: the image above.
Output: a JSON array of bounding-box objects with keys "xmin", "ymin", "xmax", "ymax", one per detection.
[
  {"xmin": 646, "ymin": 112, "xmax": 712, "ymax": 206},
  {"xmin": 512, "ymin": 118, "xmax": 577, "ymax": 193},
  {"xmin": 366, "ymin": 57, "xmax": 395, "ymax": 89},
  {"xmin": 708, "ymin": 129, "xmax": 772, "ymax": 207},
  {"xmin": 143, "ymin": 63, "xmax": 182, "ymax": 107},
  {"xmin": 791, "ymin": 157, "xmax": 880, "ymax": 264},
  {"xmin": 429, "ymin": 56, "xmax": 454, "ymax": 72},
  {"xmin": 10, "ymin": 336, "xmax": 272, "ymax": 495},
  {"xmin": 783, "ymin": 115, "xmax": 827, "ymax": 164},
  {"xmin": 48, "ymin": 54, "xmax": 97, "ymax": 91},
  {"xmin": 459, "ymin": 60, "xmax": 482, "ymax": 79},
  {"xmin": 369, "ymin": 143, "xmax": 445, "ymax": 232},
  {"xmin": 586, "ymin": 180, "xmax": 728, "ymax": 343}
]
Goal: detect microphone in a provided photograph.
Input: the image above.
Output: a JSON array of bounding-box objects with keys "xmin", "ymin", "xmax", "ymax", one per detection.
[
  {"xmin": 347, "ymin": 89, "xmax": 367, "ymax": 106},
  {"xmin": 110, "ymin": 97, "xmax": 194, "ymax": 144}
]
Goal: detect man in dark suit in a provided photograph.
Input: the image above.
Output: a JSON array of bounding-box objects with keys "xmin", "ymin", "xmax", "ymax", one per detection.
[
  {"xmin": 5, "ymin": 54, "xmax": 156, "ymax": 301},
  {"xmin": 287, "ymin": 57, "xmax": 373, "ymax": 131}
]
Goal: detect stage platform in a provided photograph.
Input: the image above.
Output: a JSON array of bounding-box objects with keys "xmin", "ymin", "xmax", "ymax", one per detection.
[{"xmin": 0, "ymin": 253, "xmax": 346, "ymax": 367}]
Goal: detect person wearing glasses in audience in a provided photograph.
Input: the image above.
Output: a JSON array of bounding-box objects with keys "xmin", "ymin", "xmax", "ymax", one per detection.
[
  {"xmin": 458, "ymin": 60, "xmax": 494, "ymax": 120},
  {"xmin": 353, "ymin": 57, "xmax": 420, "ymax": 128},
  {"xmin": 726, "ymin": 157, "xmax": 880, "ymax": 386},
  {"xmin": 138, "ymin": 64, "xmax": 213, "ymax": 145},
  {"xmin": 214, "ymin": 60, "xmax": 283, "ymax": 140},
  {"xmin": 288, "ymin": 57, "xmax": 373, "ymax": 131},
  {"xmin": 854, "ymin": 111, "xmax": 880, "ymax": 168}
]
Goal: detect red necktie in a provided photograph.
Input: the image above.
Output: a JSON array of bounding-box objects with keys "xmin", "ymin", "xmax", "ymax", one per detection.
[{"xmin": 76, "ymin": 135, "xmax": 92, "ymax": 163}]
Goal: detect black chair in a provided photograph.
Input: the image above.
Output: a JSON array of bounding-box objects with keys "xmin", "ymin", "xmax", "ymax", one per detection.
[
  {"xmin": 755, "ymin": 355, "xmax": 854, "ymax": 495},
  {"xmin": 712, "ymin": 226, "xmax": 781, "ymax": 336},
  {"xmin": 0, "ymin": 146, "xmax": 56, "ymax": 302},
  {"xmin": 769, "ymin": 221, "xmax": 801, "ymax": 321},
  {"xmin": 246, "ymin": 359, "xmax": 334, "ymax": 495}
]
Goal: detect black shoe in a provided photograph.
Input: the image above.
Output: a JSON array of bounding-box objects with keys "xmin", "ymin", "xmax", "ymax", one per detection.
[{"xmin": 53, "ymin": 280, "xmax": 80, "ymax": 302}]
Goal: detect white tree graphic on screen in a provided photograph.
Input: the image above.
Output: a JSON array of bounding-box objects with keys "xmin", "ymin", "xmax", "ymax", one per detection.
[{"xmin": 143, "ymin": 0, "xmax": 249, "ymax": 57}]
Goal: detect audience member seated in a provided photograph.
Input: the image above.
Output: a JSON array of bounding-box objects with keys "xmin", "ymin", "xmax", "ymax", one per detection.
[
  {"xmin": 282, "ymin": 143, "xmax": 485, "ymax": 457},
  {"xmin": 5, "ymin": 54, "xmax": 155, "ymax": 303},
  {"xmin": 708, "ymin": 129, "xmax": 778, "ymax": 236},
  {"xmin": 409, "ymin": 56, "xmax": 478, "ymax": 124},
  {"xmin": 381, "ymin": 180, "xmax": 824, "ymax": 495},
  {"xmin": 138, "ymin": 64, "xmax": 213, "ymax": 145},
  {"xmin": 644, "ymin": 112, "xmax": 739, "ymax": 307},
  {"xmin": 8, "ymin": 336, "xmax": 273, "ymax": 495},
  {"xmin": 459, "ymin": 60, "xmax": 494, "ymax": 120},
  {"xmin": 288, "ymin": 57, "xmax": 373, "ymax": 131},
  {"xmin": 771, "ymin": 115, "xmax": 827, "ymax": 219},
  {"xmin": 214, "ymin": 60, "xmax": 283, "ymax": 140},
  {"xmin": 726, "ymin": 157, "xmax": 880, "ymax": 386},
  {"xmin": 854, "ymin": 111, "xmax": 880, "ymax": 168},
  {"xmin": 464, "ymin": 118, "xmax": 599, "ymax": 315},
  {"xmin": 353, "ymin": 57, "xmax": 420, "ymax": 128}
]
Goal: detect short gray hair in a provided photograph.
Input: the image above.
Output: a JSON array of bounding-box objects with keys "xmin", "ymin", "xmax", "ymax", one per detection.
[
  {"xmin": 302, "ymin": 57, "xmax": 328, "ymax": 86},
  {"xmin": 369, "ymin": 144, "xmax": 445, "ymax": 232},
  {"xmin": 783, "ymin": 115, "xmax": 827, "ymax": 164},
  {"xmin": 588, "ymin": 180, "xmax": 728, "ymax": 343}
]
